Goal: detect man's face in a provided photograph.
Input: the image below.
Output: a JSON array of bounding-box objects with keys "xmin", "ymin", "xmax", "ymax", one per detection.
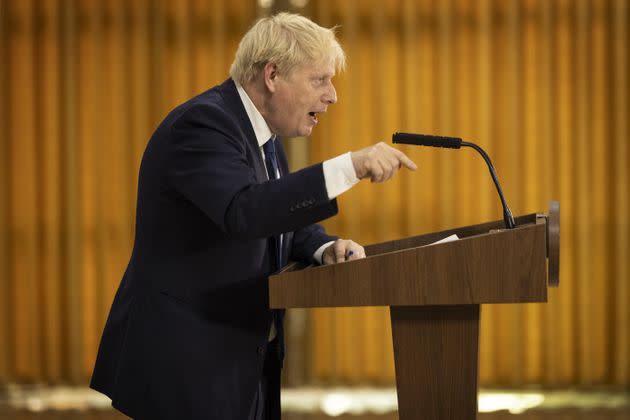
[{"xmin": 264, "ymin": 61, "xmax": 337, "ymax": 138}]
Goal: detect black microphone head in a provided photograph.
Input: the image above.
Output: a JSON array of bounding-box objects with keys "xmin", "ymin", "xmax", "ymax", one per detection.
[{"xmin": 393, "ymin": 132, "xmax": 462, "ymax": 149}]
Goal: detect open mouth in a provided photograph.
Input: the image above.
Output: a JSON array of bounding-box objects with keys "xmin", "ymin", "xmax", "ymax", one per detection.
[{"xmin": 308, "ymin": 112, "xmax": 318, "ymax": 123}]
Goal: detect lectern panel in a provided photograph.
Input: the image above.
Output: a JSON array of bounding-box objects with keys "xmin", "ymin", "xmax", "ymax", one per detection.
[
  {"xmin": 269, "ymin": 220, "xmax": 547, "ymax": 308},
  {"xmin": 391, "ymin": 305, "xmax": 479, "ymax": 420}
]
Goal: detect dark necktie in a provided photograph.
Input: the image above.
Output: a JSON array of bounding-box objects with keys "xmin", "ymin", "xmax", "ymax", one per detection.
[
  {"xmin": 263, "ymin": 137, "xmax": 283, "ymax": 268},
  {"xmin": 262, "ymin": 136, "xmax": 285, "ymax": 362}
]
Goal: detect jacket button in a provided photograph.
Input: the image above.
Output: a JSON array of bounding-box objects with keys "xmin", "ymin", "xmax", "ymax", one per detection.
[{"xmin": 257, "ymin": 345, "xmax": 265, "ymax": 355}]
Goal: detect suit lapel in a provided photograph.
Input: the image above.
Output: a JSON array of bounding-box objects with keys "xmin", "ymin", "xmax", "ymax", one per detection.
[
  {"xmin": 217, "ymin": 79, "xmax": 268, "ymax": 183},
  {"xmin": 217, "ymin": 79, "xmax": 287, "ymax": 267}
]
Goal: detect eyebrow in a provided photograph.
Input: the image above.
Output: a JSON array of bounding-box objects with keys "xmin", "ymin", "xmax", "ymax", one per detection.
[{"xmin": 312, "ymin": 73, "xmax": 335, "ymax": 79}]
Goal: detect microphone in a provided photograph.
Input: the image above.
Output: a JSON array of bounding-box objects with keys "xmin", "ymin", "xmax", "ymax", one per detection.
[
  {"xmin": 392, "ymin": 133, "xmax": 463, "ymax": 149},
  {"xmin": 393, "ymin": 132, "xmax": 516, "ymax": 229}
]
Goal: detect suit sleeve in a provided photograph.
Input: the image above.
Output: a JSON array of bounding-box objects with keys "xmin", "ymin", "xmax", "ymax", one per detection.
[
  {"xmin": 290, "ymin": 224, "xmax": 337, "ymax": 264},
  {"xmin": 167, "ymin": 104, "xmax": 338, "ymax": 239},
  {"xmin": 272, "ymin": 143, "xmax": 338, "ymax": 264}
]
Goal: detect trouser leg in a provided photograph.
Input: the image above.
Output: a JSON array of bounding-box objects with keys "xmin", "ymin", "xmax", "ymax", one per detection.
[{"xmin": 263, "ymin": 339, "xmax": 281, "ymax": 420}]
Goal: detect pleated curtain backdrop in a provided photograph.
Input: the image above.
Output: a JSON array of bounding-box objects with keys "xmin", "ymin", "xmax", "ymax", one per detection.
[
  {"xmin": 1, "ymin": 0, "xmax": 629, "ymax": 388},
  {"xmin": 0, "ymin": 0, "xmax": 256, "ymax": 384},
  {"xmin": 306, "ymin": 0, "xmax": 629, "ymax": 387}
]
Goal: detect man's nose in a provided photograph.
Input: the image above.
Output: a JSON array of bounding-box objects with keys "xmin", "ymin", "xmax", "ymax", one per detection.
[{"xmin": 323, "ymin": 82, "xmax": 337, "ymax": 105}]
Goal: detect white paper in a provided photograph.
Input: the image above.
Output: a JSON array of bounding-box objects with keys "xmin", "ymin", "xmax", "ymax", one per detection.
[{"xmin": 429, "ymin": 233, "xmax": 459, "ymax": 245}]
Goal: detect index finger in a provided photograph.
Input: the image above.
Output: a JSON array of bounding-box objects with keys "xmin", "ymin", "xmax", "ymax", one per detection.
[{"xmin": 393, "ymin": 149, "xmax": 418, "ymax": 171}]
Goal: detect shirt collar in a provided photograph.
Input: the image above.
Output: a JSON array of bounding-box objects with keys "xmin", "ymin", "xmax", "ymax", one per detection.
[{"xmin": 235, "ymin": 82, "xmax": 274, "ymax": 147}]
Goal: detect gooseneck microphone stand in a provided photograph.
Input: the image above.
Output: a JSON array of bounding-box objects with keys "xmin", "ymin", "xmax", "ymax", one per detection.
[{"xmin": 393, "ymin": 132, "xmax": 516, "ymax": 230}]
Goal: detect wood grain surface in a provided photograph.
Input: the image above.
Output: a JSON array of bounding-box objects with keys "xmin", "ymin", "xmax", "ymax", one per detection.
[
  {"xmin": 270, "ymin": 215, "xmax": 547, "ymax": 308},
  {"xmin": 390, "ymin": 305, "xmax": 480, "ymax": 420}
]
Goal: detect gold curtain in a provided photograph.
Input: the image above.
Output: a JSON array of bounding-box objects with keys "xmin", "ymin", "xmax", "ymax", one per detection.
[
  {"xmin": 0, "ymin": 0, "xmax": 255, "ymax": 384},
  {"xmin": 307, "ymin": 0, "xmax": 629, "ymax": 386},
  {"xmin": 1, "ymin": 0, "xmax": 628, "ymax": 388}
]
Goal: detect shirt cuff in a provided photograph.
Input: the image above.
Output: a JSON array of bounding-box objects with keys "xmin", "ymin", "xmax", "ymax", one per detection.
[
  {"xmin": 322, "ymin": 152, "xmax": 360, "ymax": 200},
  {"xmin": 313, "ymin": 241, "xmax": 335, "ymax": 265}
]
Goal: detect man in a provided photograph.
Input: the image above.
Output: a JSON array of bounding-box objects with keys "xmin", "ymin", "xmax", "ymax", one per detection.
[{"xmin": 90, "ymin": 12, "xmax": 416, "ymax": 420}]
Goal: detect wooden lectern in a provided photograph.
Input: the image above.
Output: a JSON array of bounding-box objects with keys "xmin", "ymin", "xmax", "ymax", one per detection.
[{"xmin": 269, "ymin": 202, "xmax": 560, "ymax": 420}]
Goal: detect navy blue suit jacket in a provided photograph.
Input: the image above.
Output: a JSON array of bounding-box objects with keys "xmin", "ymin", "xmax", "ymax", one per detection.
[{"xmin": 90, "ymin": 79, "xmax": 338, "ymax": 419}]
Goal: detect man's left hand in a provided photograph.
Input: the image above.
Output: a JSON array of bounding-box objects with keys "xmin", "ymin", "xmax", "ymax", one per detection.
[{"xmin": 322, "ymin": 239, "xmax": 366, "ymax": 264}]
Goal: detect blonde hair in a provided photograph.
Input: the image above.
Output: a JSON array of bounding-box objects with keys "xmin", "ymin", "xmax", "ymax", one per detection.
[{"xmin": 230, "ymin": 12, "xmax": 346, "ymax": 85}]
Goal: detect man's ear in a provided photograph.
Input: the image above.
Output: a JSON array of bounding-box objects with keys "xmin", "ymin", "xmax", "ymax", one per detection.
[{"xmin": 263, "ymin": 62, "xmax": 278, "ymax": 93}]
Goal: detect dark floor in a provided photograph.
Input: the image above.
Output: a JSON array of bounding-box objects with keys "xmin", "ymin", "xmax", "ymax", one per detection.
[{"xmin": 1, "ymin": 407, "xmax": 630, "ymax": 420}]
